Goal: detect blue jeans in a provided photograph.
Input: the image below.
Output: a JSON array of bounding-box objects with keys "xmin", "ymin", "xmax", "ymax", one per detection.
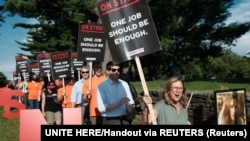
[{"xmin": 28, "ymin": 100, "xmax": 40, "ymax": 109}]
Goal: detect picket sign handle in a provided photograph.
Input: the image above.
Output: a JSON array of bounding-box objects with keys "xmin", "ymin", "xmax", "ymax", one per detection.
[
  {"xmin": 62, "ymin": 78, "xmax": 66, "ymax": 104},
  {"xmin": 186, "ymin": 93, "xmax": 194, "ymax": 109},
  {"xmin": 135, "ymin": 56, "xmax": 157, "ymax": 125},
  {"xmin": 88, "ymin": 62, "xmax": 93, "ymax": 98},
  {"xmin": 22, "ymin": 72, "xmax": 26, "ymax": 81},
  {"xmin": 22, "ymin": 72, "xmax": 27, "ymax": 93},
  {"xmin": 78, "ymin": 70, "xmax": 80, "ymax": 80},
  {"xmin": 47, "ymin": 73, "xmax": 51, "ymax": 82},
  {"xmin": 87, "ymin": 19, "xmax": 93, "ymax": 94}
]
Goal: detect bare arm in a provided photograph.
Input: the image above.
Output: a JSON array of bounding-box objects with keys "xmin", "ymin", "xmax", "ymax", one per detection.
[{"xmin": 41, "ymin": 92, "xmax": 46, "ymax": 116}]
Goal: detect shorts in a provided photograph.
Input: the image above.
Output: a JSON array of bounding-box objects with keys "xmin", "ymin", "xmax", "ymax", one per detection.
[{"xmin": 45, "ymin": 111, "xmax": 62, "ymax": 125}]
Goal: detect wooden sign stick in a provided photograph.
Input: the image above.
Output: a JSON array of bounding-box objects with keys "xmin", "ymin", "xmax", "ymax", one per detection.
[
  {"xmin": 22, "ymin": 72, "xmax": 27, "ymax": 92},
  {"xmin": 89, "ymin": 62, "xmax": 93, "ymax": 91},
  {"xmin": 186, "ymin": 93, "xmax": 194, "ymax": 109},
  {"xmin": 62, "ymin": 78, "xmax": 66, "ymax": 104},
  {"xmin": 47, "ymin": 73, "xmax": 51, "ymax": 82},
  {"xmin": 87, "ymin": 62, "xmax": 93, "ymax": 100},
  {"xmin": 78, "ymin": 70, "xmax": 80, "ymax": 80},
  {"xmin": 135, "ymin": 56, "xmax": 157, "ymax": 125}
]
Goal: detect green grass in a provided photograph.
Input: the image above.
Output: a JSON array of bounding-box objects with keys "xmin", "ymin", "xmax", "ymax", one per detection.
[
  {"xmin": 132, "ymin": 80, "xmax": 250, "ymax": 93},
  {"xmin": 0, "ymin": 107, "xmax": 19, "ymax": 141},
  {"xmin": 1, "ymin": 80, "xmax": 250, "ymax": 141}
]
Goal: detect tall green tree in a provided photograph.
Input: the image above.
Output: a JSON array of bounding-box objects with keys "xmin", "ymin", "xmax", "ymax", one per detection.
[
  {"xmin": 206, "ymin": 51, "xmax": 250, "ymax": 79},
  {"xmin": 3, "ymin": 0, "xmax": 98, "ymax": 61},
  {"xmin": 2, "ymin": 0, "xmax": 250, "ymax": 80},
  {"xmin": 0, "ymin": 1, "xmax": 6, "ymax": 28},
  {"xmin": 143, "ymin": 0, "xmax": 250, "ymax": 79},
  {"xmin": 0, "ymin": 71, "xmax": 7, "ymax": 87}
]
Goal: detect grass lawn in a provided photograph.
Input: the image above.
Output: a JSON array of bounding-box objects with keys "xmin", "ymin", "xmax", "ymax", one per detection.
[
  {"xmin": 0, "ymin": 107, "xmax": 19, "ymax": 141},
  {"xmin": 131, "ymin": 80, "xmax": 250, "ymax": 93},
  {"xmin": 0, "ymin": 80, "xmax": 250, "ymax": 141}
]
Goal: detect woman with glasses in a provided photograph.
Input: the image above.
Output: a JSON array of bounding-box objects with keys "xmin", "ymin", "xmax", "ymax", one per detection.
[{"xmin": 142, "ymin": 76, "xmax": 190, "ymax": 125}]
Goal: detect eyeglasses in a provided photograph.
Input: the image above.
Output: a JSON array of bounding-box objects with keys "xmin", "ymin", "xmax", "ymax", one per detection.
[
  {"xmin": 110, "ymin": 68, "xmax": 119, "ymax": 72},
  {"xmin": 171, "ymin": 87, "xmax": 183, "ymax": 91},
  {"xmin": 81, "ymin": 71, "xmax": 89, "ymax": 74}
]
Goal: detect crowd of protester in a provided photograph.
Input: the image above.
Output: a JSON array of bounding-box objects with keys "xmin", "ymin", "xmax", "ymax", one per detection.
[{"xmin": 6, "ymin": 61, "xmax": 241, "ymax": 125}]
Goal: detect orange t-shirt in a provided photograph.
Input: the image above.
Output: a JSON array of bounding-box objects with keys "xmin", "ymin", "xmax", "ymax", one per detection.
[
  {"xmin": 82, "ymin": 76, "xmax": 107, "ymax": 117},
  {"xmin": 27, "ymin": 81, "xmax": 42, "ymax": 100},
  {"xmin": 58, "ymin": 84, "xmax": 74, "ymax": 108}
]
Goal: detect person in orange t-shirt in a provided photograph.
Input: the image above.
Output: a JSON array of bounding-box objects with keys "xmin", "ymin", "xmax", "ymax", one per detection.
[
  {"xmin": 57, "ymin": 77, "xmax": 74, "ymax": 108},
  {"xmin": 82, "ymin": 62, "xmax": 107, "ymax": 125},
  {"xmin": 27, "ymin": 72, "xmax": 42, "ymax": 109}
]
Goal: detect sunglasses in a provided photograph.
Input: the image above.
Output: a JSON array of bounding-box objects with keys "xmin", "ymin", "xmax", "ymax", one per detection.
[
  {"xmin": 81, "ymin": 71, "xmax": 89, "ymax": 74},
  {"xmin": 110, "ymin": 68, "xmax": 120, "ymax": 72}
]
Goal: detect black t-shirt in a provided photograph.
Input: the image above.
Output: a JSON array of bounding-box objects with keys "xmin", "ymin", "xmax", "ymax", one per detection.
[{"xmin": 44, "ymin": 89, "xmax": 62, "ymax": 112}]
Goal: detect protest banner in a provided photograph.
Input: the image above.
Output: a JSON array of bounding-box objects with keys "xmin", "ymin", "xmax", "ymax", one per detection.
[
  {"xmin": 76, "ymin": 22, "xmax": 107, "ymax": 92},
  {"xmin": 37, "ymin": 51, "xmax": 53, "ymax": 79},
  {"xmin": 97, "ymin": 0, "xmax": 161, "ymax": 63},
  {"xmin": 77, "ymin": 22, "xmax": 106, "ymax": 62},
  {"xmin": 15, "ymin": 55, "xmax": 30, "ymax": 81},
  {"xmin": 71, "ymin": 51, "xmax": 85, "ymax": 80},
  {"xmin": 51, "ymin": 51, "xmax": 72, "ymax": 105},
  {"xmin": 29, "ymin": 62, "xmax": 40, "ymax": 78},
  {"xmin": 50, "ymin": 51, "xmax": 72, "ymax": 80},
  {"xmin": 97, "ymin": 0, "xmax": 162, "ymax": 124}
]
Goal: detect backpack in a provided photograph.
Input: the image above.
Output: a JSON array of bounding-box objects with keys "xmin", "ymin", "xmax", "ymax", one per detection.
[
  {"xmin": 127, "ymin": 82, "xmax": 142, "ymax": 114},
  {"xmin": 128, "ymin": 82, "xmax": 138, "ymax": 99}
]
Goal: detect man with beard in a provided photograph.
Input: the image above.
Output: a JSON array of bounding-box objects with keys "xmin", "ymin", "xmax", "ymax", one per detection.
[{"xmin": 97, "ymin": 61, "xmax": 135, "ymax": 125}]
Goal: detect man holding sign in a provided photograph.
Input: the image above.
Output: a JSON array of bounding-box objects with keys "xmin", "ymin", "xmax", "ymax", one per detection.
[
  {"xmin": 82, "ymin": 62, "xmax": 107, "ymax": 125},
  {"xmin": 97, "ymin": 61, "xmax": 135, "ymax": 125},
  {"xmin": 97, "ymin": 0, "xmax": 162, "ymax": 124}
]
